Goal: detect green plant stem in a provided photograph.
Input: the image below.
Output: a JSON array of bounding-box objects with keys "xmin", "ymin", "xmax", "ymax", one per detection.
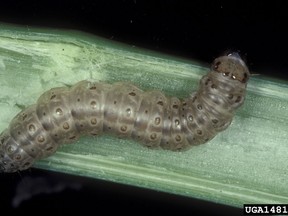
[{"xmin": 1, "ymin": 23, "xmax": 288, "ymax": 207}]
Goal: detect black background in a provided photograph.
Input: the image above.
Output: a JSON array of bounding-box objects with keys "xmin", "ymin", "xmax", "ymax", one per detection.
[{"xmin": 0, "ymin": 0, "xmax": 287, "ymax": 214}]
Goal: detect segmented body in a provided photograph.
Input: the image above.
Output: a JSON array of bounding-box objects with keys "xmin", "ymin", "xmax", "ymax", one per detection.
[{"xmin": 0, "ymin": 53, "xmax": 249, "ymax": 172}]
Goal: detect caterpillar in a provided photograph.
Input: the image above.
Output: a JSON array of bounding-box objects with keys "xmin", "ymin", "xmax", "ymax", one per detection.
[{"xmin": 0, "ymin": 53, "xmax": 249, "ymax": 173}]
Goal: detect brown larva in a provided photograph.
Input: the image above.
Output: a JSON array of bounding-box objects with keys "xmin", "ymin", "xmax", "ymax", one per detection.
[{"xmin": 0, "ymin": 53, "xmax": 250, "ymax": 172}]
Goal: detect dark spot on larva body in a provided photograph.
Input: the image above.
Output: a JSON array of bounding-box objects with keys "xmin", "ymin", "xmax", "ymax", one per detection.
[
  {"xmin": 71, "ymin": 110, "xmax": 77, "ymax": 117},
  {"xmin": 129, "ymin": 92, "xmax": 136, "ymax": 96},
  {"xmin": 21, "ymin": 113, "xmax": 28, "ymax": 121},
  {"xmin": 56, "ymin": 108, "xmax": 63, "ymax": 115},
  {"xmin": 235, "ymin": 96, "xmax": 242, "ymax": 103},
  {"xmin": 90, "ymin": 118, "xmax": 97, "ymax": 125},
  {"xmin": 154, "ymin": 117, "xmax": 161, "ymax": 125},
  {"xmin": 204, "ymin": 78, "xmax": 211, "ymax": 86},
  {"xmin": 23, "ymin": 162, "xmax": 30, "ymax": 167},
  {"xmin": 174, "ymin": 119, "xmax": 180, "ymax": 126},
  {"xmin": 192, "ymin": 96, "xmax": 197, "ymax": 103},
  {"xmin": 14, "ymin": 154, "xmax": 21, "ymax": 160},
  {"xmin": 223, "ymin": 72, "xmax": 230, "ymax": 76},
  {"xmin": 175, "ymin": 135, "xmax": 181, "ymax": 142},
  {"xmin": 157, "ymin": 101, "xmax": 164, "ymax": 106},
  {"xmin": 172, "ymin": 104, "xmax": 179, "ymax": 109},
  {"xmin": 91, "ymin": 133, "xmax": 98, "ymax": 136},
  {"xmin": 242, "ymin": 72, "xmax": 248, "ymax": 83},
  {"xmin": 213, "ymin": 61, "xmax": 221, "ymax": 70},
  {"xmin": 120, "ymin": 125, "xmax": 127, "ymax": 132},
  {"xmin": 90, "ymin": 101, "xmax": 97, "ymax": 109},
  {"xmin": 228, "ymin": 94, "xmax": 233, "ymax": 99},
  {"xmin": 37, "ymin": 135, "xmax": 45, "ymax": 143},
  {"xmin": 50, "ymin": 94, "xmax": 56, "ymax": 100},
  {"xmin": 150, "ymin": 133, "xmax": 157, "ymax": 140},
  {"xmin": 7, "ymin": 145, "xmax": 15, "ymax": 153},
  {"xmin": 89, "ymin": 86, "xmax": 97, "ymax": 90},
  {"xmin": 126, "ymin": 108, "xmax": 132, "ymax": 116},
  {"xmin": 211, "ymin": 84, "xmax": 217, "ymax": 89},
  {"xmin": 46, "ymin": 146, "xmax": 53, "ymax": 151},
  {"xmin": 63, "ymin": 122, "xmax": 70, "ymax": 130},
  {"xmin": 28, "ymin": 124, "xmax": 36, "ymax": 132}
]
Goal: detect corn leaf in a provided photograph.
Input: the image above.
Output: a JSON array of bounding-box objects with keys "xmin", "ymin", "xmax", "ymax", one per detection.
[{"xmin": 1, "ymin": 23, "xmax": 288, "ymax": 208}]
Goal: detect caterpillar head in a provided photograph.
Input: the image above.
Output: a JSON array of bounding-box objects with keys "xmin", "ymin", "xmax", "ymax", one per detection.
[{"xmin": 212, "ymin": 52, "xmax": 250, "ymax": 84}]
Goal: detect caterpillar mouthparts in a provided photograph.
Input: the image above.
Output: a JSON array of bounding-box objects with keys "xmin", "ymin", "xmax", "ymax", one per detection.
[{"xmin": 0, "ymin": 53, "xmax": 249, "ymax": 173}]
